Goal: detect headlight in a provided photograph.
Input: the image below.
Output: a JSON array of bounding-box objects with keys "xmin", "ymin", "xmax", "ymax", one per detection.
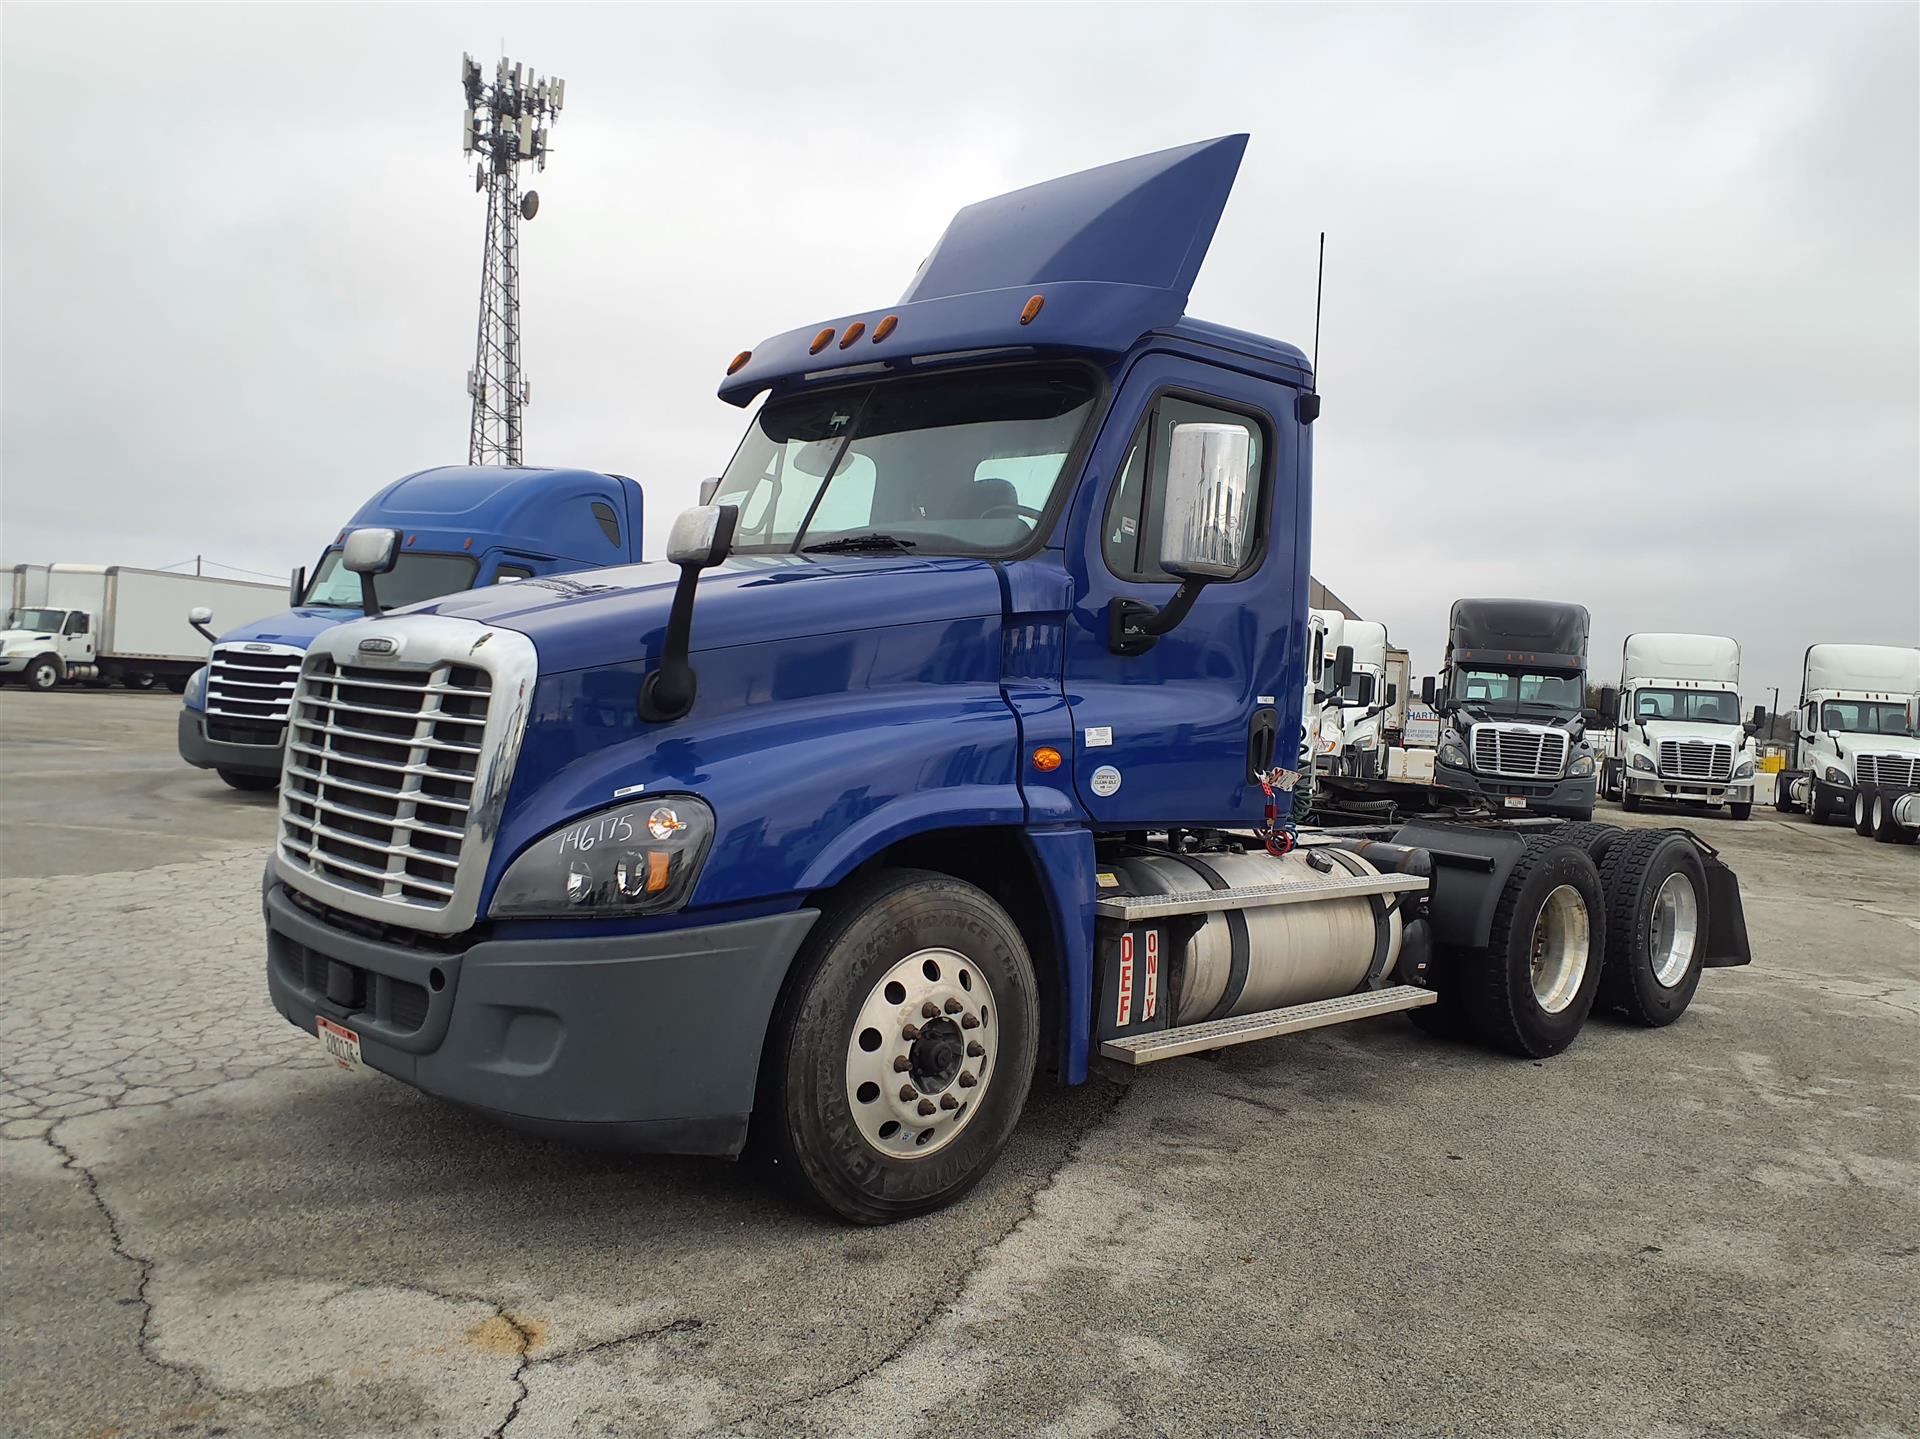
[
  {"xmin": 1568, "ymin": 754, "xmax": 1594, "ymax": 776},
  {"xmin": 1630, "ymin": 752, "xmax": 1655, "ymax": 773},
  {"xmin": 489, "ymin": 795, "xmax": 715, "ymax": 918},
  {"xmin": 1823, "ymin": 766, "xmax": 1851, "ymax": 786},
  {"xmin": 1733, "ymin": 759, "xmax": 1754, "ymax": 779},
  {"xmin": 184, "ymin": 665, "xmax": 209, "ymax": 705},
  {"xmin": 1437, "ymin": 738, "xmax": 1468, "ymax": 768}
]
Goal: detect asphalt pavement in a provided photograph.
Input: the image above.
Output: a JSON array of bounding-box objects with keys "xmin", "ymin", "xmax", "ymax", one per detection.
[{"xmin": 2, "ymin": 688, "xmax": 1916, "ymax": 1438}]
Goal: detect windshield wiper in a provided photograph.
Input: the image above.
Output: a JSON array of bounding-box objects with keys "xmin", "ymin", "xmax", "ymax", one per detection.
[{"xmin": 801, "ymin": 533, "xmax": 919, "ymax": 554}]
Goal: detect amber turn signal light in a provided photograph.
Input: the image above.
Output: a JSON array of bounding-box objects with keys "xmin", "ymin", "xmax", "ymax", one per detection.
[
  {"xmin": 1019, "ymin": 294, "xmax": 1045, "ymax": 325},
  {"xmin": 1031, "ymin": 747, "xmax": 1063, "ymax": 773},
  {"xmin": 727, "ymin": 350, "xmax": 752, "ymax": 375}
]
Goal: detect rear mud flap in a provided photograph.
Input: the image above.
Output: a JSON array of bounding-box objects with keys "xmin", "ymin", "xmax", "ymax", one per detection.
[{"xmin": 1701, "ymin": 854, "xmax": 1752, "ymax": 968}]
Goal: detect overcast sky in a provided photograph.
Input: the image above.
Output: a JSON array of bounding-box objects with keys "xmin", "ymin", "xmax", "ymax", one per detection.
[{"xmin": 3, "ymin": 4, "xmax": 1915, "ymax": 705}]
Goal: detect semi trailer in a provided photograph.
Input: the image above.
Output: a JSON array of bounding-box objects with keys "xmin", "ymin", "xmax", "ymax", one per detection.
[
  {"xmin": 1775, "ymin": 643, "xmax": 1920, "ymax": 843},
  {"xmin": 1, "ymin": 564, "xmax": 286, "ymax": 691},
  {"xmin": 1426, "ymin": 598, "xmax": 1600, "ymax": 820},
  {"xmin": 179, "ymin": 465, "xmax": 645, "ymax": 791},
  {"xmin": 1599, "ymin": 633, "xmax": 1764, "ymax": 820},
  {"xmin": 258, "ymin": 136, "xmax": 1751, "ymax": 1223}
]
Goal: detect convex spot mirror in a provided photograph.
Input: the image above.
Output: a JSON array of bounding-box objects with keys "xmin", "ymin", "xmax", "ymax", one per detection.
[
  {"xmin": 1159, "ymin": 422, "xmax": 1255, "ymax": 581},
  {"xmin": 666, "ymin": 504, "xmax": 739, "ymax": 569},
  {"xmin": 343, "ymin": 527, "xmax": 400, "ymax": 575},
  {"xmin": 187, "ymin": 606, "xmax": 212, "ymax": 625}
]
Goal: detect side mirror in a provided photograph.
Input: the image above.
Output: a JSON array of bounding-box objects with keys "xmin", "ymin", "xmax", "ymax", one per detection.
[
  {"xmin": 697, "ymin": 477, "xmax": 721, "ymax": 505},
  {"xmin": 1330, "ymin": 644, "xmax": 1355, "ymax": 691},
  {"xmin": 1750, "ymin": 704, "xmax": 1768, "ymax": 729},
  {"xmin": 1111, "ymin": 421, "xmax": 1254, "ymax": 655},
  {"xmin": 288, "ymin": 565, "xmax": 307, "ymax": 608},
  {"xmin": 342, "ymin": 526, "xmax": 400, "ymax": 617},
  {"xmin": 1420, "ymin": 675, "xmax": 1436, "ymax": 706},
  {"xmin": 1384, "ymin": 682, "xmax": 1399, "ymax": 709},
  {"xmin": 1580, "ymin": 707, "xmax": 1601, "ymax": 728},
  {"xmin": 188, "ymin": 605, "xmax": 217, "ymax": 644},
  {"xmin": 1598, "ymin": 686, "xmax": 1618, "ymax": 726},
  {"xmin": 641, "ymin": 504, "xmax": 740, "ymax": 723}
]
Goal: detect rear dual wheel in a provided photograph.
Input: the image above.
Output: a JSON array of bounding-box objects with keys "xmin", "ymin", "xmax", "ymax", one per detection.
[
  {"xmin": 760, "ymin": 869, "xmax": 1039, "ymax": 1224},
  {"xmin": 1463, "ymin": 840, "xmax": 1606, "ymax": 1057},
  {"xmin": 1596, "ymin": 832, "xmax": 1708, "ymax": 1026}
]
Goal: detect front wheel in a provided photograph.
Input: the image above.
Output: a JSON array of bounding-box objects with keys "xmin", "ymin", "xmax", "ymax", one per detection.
[
  {"xmin": 1728, "ymin": 802, "xmax": 1752, "ymax": 821},
  {"xmin": 25, "ymin": 657, "xmax": 60, "ymax": 691},
  {"xmin": 761, "ymin": 869, "xmax": 1039, "ymax": 1224},
  {"xmin": 216, "ymin": 768, "xmax": 277, "ymax": 792},
  {"xmin": 1620, "ymin": 789, "xmax": 1643, "ymax": 813},
  {"xmin": 1808, "ymin": 781, "xmax": 1836, "ymax": 825}
]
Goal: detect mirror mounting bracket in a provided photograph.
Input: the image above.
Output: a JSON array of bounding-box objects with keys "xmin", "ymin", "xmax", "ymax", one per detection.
[{"xmin": 1108, "ymin": 582, "xmax": 1206, "ymax": 657}]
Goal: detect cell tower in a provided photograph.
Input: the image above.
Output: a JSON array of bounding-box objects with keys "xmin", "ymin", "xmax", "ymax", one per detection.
[{"xmin": 460, "ymin": 53, "xmax": 565, "ymax": 467}]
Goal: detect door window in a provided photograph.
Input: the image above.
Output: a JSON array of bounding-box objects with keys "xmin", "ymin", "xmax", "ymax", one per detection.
[
  {"xmin": 63, "ymin": 612, "xmax": 88, "ymax": 635},
  {"xmin": 1102, "ymin": 395, "xmax": 1265, "ymax": 582}
]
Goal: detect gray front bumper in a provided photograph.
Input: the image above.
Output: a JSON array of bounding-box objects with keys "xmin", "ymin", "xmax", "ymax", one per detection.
[
  {"xmin": 263, "ymin": 881, "xmax": 819, "ymax": 1157},
  {"xmin": 1625, "ymin": 771, "xmax": 1753, "ymax": 804},
  {"xmin": 178, "ymin": 707, "xmax": 286, "ymax": 777},
  {"xmin": 1433, "ymin": 758, "xmax": 1597, "ymax": 815}
]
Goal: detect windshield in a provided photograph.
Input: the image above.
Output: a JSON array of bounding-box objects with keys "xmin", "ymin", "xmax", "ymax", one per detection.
[
  {"xmin": 1634, "ymin": 688, "xmax": 1741, "ymax": 724},
  {"xmin": 712, "ymin": 367, "xmax": 1099, "ymax": 555},
  {"xmin": 1820, "ymin": 701, "xmax": 1915, "ymax": 736},
  {"xmin": 303, "ymin": 551, "xmax": 481, "ymax": 609},
  {"xmin": 1455, "ymin": 667, "xmax": 1581, "ymax": 711},
  {"xmin": 5, "ymin": 608, "xmax": 64, "ymax": 632}
]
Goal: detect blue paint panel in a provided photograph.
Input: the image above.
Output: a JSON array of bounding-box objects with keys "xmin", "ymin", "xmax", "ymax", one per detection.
[{"xmin": 1021, "ymin": 825, "xmax": 1099, "ymax": 1085}]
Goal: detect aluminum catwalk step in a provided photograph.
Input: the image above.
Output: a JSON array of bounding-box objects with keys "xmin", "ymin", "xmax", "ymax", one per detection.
[
  {"xmin": 1095, "ymin": 870, "xmax": 1428, "ymax": 922},
  {"xmin": 1099, "ymin": 985, "xmax": 1438, "ymax": 1065}
]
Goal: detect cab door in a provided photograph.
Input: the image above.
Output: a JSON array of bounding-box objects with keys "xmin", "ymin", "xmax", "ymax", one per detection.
[{"xmin": 1059, "ymin": 356, "xmax": 1306, "ymax": 828}]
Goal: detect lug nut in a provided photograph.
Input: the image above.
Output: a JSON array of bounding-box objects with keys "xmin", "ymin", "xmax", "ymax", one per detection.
[
  {"xmin": 901, "ymin": 1023, "xmax": 922, "ymax": 1041},
  {"xmin": 939, "ymin": 1094, "xmax": 958, "ymax": 1111},
  {"xmin": 957, "ymin": 1071, "xmax": 977, "ymax": 1089},
  {"xmin": 917, "ymin": 1099, "xmax": 936, "ymax": 1116},
  {"xmin": 960, "ymin": 1014, "xmax": 979, "ymax": 1030},
  {"xmin": 892, "ymin": 1055, "xmax": 912, "ymax": 1073},
  {"xmin": 921, "ymin": 1002, "xmax": 940, "ymax": 1019},
  {"xmin": 943, "ymin": 998, "xmax": 964, "ymax": 1015},
  {"xmin": 898, "ymin": 1085, "xmax": 917, "ymax": 1102},
  {"xmin": 966, "ymin": 1041, "xmax": 985, "ymax": 1058}
]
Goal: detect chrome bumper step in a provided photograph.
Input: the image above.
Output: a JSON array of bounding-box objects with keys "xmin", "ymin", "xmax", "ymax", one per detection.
[{"xmin": 1099, "ymin": 984, "xmax": 1437, "ymax": 1065}]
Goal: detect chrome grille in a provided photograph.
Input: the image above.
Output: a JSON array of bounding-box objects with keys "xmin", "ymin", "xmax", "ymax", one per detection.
[
  {"xmin": 1857, "ymin": 754, "xmax": 1918, "ymax": 790},
  {"xmin": 1658, "ymin": 739, "xmax": 1733, "ymax": 782},
  {"xmin": 1471, "ymin": 724, "xmax": 1570, "ymax": 779},
  {"xmin": 207, "ymin": 643, "xmax": 304, "ymax": 725}
]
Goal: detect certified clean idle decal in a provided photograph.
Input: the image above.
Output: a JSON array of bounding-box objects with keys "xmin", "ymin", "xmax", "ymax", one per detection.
[{"xmin": 1090, "ymin": 765, "xmax": 1122, "ymax": 797}]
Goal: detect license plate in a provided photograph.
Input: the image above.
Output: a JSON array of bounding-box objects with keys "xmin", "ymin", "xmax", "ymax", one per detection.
[
  {"xmin": 1503, "ymin": 796, "xmax": 1528, "ymax": 810},
  {"xmin": 316, "ymin": 1015, "xmax": 362, "ymax": 1070}
]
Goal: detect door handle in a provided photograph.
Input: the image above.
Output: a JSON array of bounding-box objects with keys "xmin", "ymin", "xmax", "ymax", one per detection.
[{"xmin": 1247, "ymin": 706, "xmax": 1279, "ymax": 782}]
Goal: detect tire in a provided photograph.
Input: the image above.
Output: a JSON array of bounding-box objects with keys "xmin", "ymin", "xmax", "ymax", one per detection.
[
  {"xmin": 216, "ymin": 768, "xmax": 277, "ymax": 792},
  {"xmin": 1872, "ymin": 793, "xmax": 1916, "ymax": 845},
  {"xmin": 1620, "ymin": 789, "xmax": 1643, "ymax": 813},
  {"xmin": 25, "ymin": 656, "xmax": 60, "ymax": 691},
  {"xmin": 1772, "ymin": 775, "xmax": 1797, "ymax": 814},
  {"xmin": 1461, "ymin": 840, "xmax": 1605, "ymax": 1058},
  {"xmin": 1729, "ymin": 802, "xmax": 1752, "ymax": 821},
  {"xmin": 1807, "ymin": 781, "xmax": 1835, "ymax": 825},
  {"xmin": 1851, "ymin": 790, "xmax": 1874, "ymax": 837},
  {"xmin": 1595, "ymin": 831, "xmax": 1709, "ymax": 1026},
  {"xmin": 760, "ymin": 868, "xmax": 1039, "ymax": 1224},
  {"xmin": 120, "ymin": 671, "xmax": 157, "ymax": 690},
  {"xmin": 1551, "ymin": 820, "xmax": 1627, "ymax": 864}
]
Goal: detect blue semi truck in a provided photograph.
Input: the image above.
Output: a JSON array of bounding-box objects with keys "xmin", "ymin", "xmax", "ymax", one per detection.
[
  {"xmin": 260, "ymin": 138, "xmax": 1752, "ymax": 1222},
  {"xmin": 180, "ymin": 465, "xmax": 643, "ymax": 790}
]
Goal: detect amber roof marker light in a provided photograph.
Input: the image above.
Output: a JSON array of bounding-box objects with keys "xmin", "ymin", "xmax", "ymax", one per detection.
[
  {"xmin": 872, "ymin": 314, "xmax": 898, "ymax": 343},
  {"xmin": 838, "ymin": 321, "xmax": 867, "ymax": 349},
  {"xmin": 1019, "ymin": 294, "xmax": 1045, "ymax": 325},
  {"xmin": 809, "ymin": 327, "xmax": 836, "ymax": 355},
  {"xmin": 727, "ymin": 350, "xmax": 752, "ymax": 376}
]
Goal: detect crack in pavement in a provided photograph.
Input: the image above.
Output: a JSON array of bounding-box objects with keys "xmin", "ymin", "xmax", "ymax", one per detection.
[
  {"xmin": 715, "ymin": 1076, "xmax": 1133, "ymax": 1435},
  {"xmin": 490, "ymin": 1305, "xmax": 538, "ymax": 1439}
]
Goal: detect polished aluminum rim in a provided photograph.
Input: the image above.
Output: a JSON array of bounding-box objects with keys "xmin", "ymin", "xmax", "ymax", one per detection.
[
  {"xmin": 1529, "ymin": 884, "xmax": 1590, "ymax": 1014},
  {"xmin": 1648, "ymin": 871, "xmax": 1700, "ymax": 987},
  {"xmin": 844, "ymin": 947, "xmax": 995, "ymax": 1160}
]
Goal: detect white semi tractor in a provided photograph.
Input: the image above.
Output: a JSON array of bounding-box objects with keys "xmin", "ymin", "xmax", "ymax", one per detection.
[
  {"xmin": 1, "ymin": 563, "xmax": 287, "ymax": 692},
  {"xmin": 1599, "ymin": 633, "xmax": 1765, "ymax": 821},
  {"xmin": 1776, "ymin": 643, "xmax": 1920, "ymax": 843}
]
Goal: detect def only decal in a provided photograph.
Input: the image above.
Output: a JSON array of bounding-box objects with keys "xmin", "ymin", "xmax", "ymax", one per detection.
[
  {"xmin": 1115, "ymin": 928, "xmax": 1161, "ymax": 1027},
  {"xmin": 1090, "ymin": 764, "xmax": 1122, "ymax": 798}
]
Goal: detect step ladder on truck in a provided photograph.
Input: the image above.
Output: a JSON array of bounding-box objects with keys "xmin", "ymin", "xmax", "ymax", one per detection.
[{"xmin": 257, "ymin": 135, "xmax": 1755, "ymax": 1224}]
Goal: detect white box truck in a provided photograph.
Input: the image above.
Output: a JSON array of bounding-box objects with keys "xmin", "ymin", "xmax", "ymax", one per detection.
[
  {"xmin": 1776, "ymin": 643, "xmax": 1920, "ymax": 841},
  {"xmin": 1599, "ymin": 633, "xmax": 1765, "ymax": 820},
  {"xmin": 1, "ymin": 563, "xmax": 289, "ymax": 692}
]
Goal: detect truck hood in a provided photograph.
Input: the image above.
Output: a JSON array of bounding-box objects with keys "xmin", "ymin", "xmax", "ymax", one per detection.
[
  {"xmin": 410, "ymin": 552, "xmax": 1005, "ymax": 674},
  {"xmin": 1840, "ymin": 733, "xmax": 1920, "ymax": 759},
  {"xmin": 216, "ymin": 605, "xmax": 361, "ymax": 649},
  {"xmin": 0, "ymin": 629, "xmax": 57, "ymax": 646},
  {"xmin": 1629, "ymin": 718, "xmax": 1751, "ymax": 747}
]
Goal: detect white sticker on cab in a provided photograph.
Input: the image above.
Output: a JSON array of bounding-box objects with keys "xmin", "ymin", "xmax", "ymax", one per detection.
[
  {"xmin": 1090, "ymin": 765, "xmax": 1122, "ymax": 797},
  {"xmin": 1084, "ymin": 726, "xmax": 1112, "ymax": 748}
]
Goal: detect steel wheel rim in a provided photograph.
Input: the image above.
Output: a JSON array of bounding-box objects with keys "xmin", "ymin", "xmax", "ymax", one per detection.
[
  {"xmin": 1529, "ymin": 884, "xmax": 1590, "ymax": 1014},
  {"xmin": 844, "ymin": 947, "xmax": 996, "ymax": 1160},
  {"xmin": 1648, "ymin": 871, "xmax": 1700, "ymax": 987}
]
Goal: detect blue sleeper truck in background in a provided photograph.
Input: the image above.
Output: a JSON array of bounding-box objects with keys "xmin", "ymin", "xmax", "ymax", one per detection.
[
  {"xmin": 260, "ymin": 138, "xmax": 1752, "ymax": 1223},
  {"xmin": 180, "ymin": 465, "xmax": 643, "ymax": 790}
]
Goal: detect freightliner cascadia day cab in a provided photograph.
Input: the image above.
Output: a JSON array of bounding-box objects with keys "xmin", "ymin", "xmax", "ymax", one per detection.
[
  {"xmin": 1427, "ymin": 598, "xmax": 1600, "ymax": 820},
  {"xmin": 1599, "ymin": 633, "xmax": 1764, "ymax": 820},
  {"xmin": 260, "ymin": 138, "xmax": 1752, "ymax": 1223},
  {"xmin": 1777, "ymin": 643, "xmax": 1920, "ymax": 842},
  {"xmin": 179, "ymin": 466, "xmax": 644, "ymax": 791},
  {"xmin": 0, "ymin": 564, "xmax": 286, "ymax": 692}
]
